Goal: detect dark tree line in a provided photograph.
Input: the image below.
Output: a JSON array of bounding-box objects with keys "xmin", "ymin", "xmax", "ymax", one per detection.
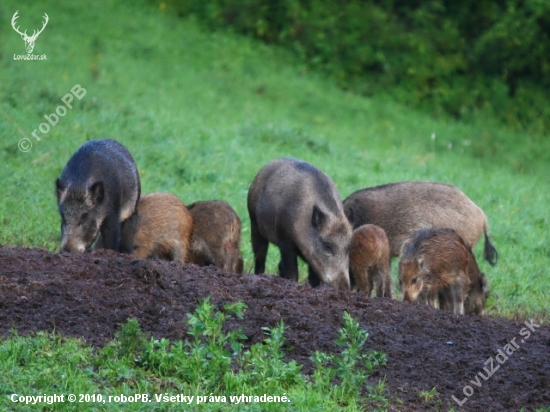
[{"xmin": 159, "ymin": 0, "xmax": 550, "ymax": 134}]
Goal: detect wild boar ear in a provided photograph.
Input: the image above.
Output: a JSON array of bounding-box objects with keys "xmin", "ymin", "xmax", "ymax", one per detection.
[
  {"xmin": 55, "ymin": 178, "xmax": 65, "ymax": 200},
  {"xmin": 312, "ymin": 205, "xmax": 327, "ymax": 230},
  {"xmin": 345, "ymin": 206, "xmax": 355, "ymax": 226},
  {"xmin": 90, "ymin": 181, "xmax": 104, "ymax": 205}
]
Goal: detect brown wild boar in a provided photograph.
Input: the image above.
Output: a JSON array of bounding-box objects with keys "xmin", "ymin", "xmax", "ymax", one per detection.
[
  {"xmin": 343, "ymin": 181, "xmax": 498, "ymax": 265},
  {"xmin": 247, "ymin": 157, "xmax": 352, "ymax": 290},
  {"xmin": 187, "ymin": 200, "xmax": 243, "ymax": 273},
  {"xmin": 349, "ymin": 224, "xmax": 392, "ymax": 298},
  {"xmin": 399, "ymin": 228, "xmax": 488, "ymax": 315},
  {"xmin": 133, "ymin": 193, "xmax": 193, "ymax": 263}
]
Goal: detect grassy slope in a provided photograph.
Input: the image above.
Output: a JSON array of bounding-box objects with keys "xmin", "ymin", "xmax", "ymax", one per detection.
[{"xmin": 0, "ymin": 0, "xmax": 548, "ymax": 321}]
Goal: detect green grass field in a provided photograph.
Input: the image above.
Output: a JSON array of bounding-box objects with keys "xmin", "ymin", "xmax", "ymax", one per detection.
[{"xmin": 1, "ymin": 0, "xmax": 549, "ymax": 325}]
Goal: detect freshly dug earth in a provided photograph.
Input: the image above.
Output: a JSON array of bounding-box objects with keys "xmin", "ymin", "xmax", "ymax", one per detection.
[{"xmin": 0, "ymin": 246, "xmax": 548, "ymax": 411}]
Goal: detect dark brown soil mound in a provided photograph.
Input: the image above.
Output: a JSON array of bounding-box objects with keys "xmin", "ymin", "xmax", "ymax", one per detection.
[{"xmin": 0, "ymin": 246, "xmax": 548, "ymax": 411}]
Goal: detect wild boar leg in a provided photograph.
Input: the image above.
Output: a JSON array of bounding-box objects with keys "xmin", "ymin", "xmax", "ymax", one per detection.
[
  {"xmin": 120, "ymin": 211, "xmax": 139, "ymax": 254},
  {"xmin": 308, "ymin": 265, "xmax": 321, "ymax": 287},
  {"xmin": 170, "ymin": 241, "xmax": 186, "ymax": 264},
  {"xmin": 99, "ymin": 214, "xmax": 121, "ymax": 251},
  {"xmin": 427, "ymin": 290, "xmax": 438, "ymax": 308},
  {"xmin": 353, "ymin": 265, "xmax": 369, "ymax": 294},
  {"xmin": 454, "ymin": 290, "xmax": 465, "ymax": 315},
  {"xmin": 438, "ymin": 290, "xmax": 449, "ymax": 311},
  {"xmin": 366, "ymin": 268, "xmax": 375, "ymax": 296},
  {"xmin": 382, "ymin": 269, "xmax": 392, "ymax": 298},
  {"xmin": 457, "ymin": 301, "xmax": 465, "ymax": 315},
  {"xmin": 235, "ymin": 257, "xmax": 244, "ymax": 274},
  {"xmin": 251, "ymin": 224, "xmax": 269, "ymax": 274},
  {"xmin": 444, "ymin": 287, "xmax": 465, "ymax": 315},
  {"xmin": 278, "ymin": 242, "xmax": 299, "ymax": 282},
  {"xmin": 376, "ymin": 266, "xmax": 391, "ymax": 298}
]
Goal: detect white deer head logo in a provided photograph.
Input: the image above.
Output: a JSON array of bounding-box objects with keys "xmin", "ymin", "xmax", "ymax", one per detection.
[{"xmin": 11, "ymin": 11, "xmax": 49, "ymax": 54}]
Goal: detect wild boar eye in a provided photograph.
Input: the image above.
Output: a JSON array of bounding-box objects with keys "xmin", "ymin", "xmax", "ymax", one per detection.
[
  {"xmin": 412, "ymin": 277, "xmax": 418, "ymax": 285},
  {"xmin": 322, "ymin": 241, "xmax": 334, "ymax": 255}
]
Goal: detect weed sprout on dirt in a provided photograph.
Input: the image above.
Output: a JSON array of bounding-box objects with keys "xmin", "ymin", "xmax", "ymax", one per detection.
[{"xmin": 311, "ymin": 311, "xmax": 388, "ymax": 404}]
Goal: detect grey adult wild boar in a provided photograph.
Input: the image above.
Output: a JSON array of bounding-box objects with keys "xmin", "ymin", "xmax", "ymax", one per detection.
[
  {"xmin": 349, "ymin": 224, "xmax": 392, "ymax": 298},
  {"xmin": 343, "ymin": 181, "xmax": 498, "ymax": 265},
  {"xmin": 187, "ymin": 200, "xmax": 243, "ymax": 273},
  {"xmin": 248, "ymin": 157, "xmax": 352, "ymax": 290},
  {"xmin": 133, "ymin": 193, "xmax": 193, "ymax": 263},
  {"xmin": 56, "ymin": 139, "xmax": 140, "ymax": 253},
  {"xmin": 399, "ymin": 228, "xmax": 488, "ymax": 315}
]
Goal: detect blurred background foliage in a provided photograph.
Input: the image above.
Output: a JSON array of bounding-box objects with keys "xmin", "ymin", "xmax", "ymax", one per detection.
[{"xmin": 155, "ymin": 0, "xmax": 550, "ymax": 136}]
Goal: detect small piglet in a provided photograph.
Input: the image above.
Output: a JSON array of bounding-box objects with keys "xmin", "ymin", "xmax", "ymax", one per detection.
[
  {"xmin": 349, "ymin": 224, "xmax": 392, "ymax": 298},
  {"xmin": 133, "ymin": 193, "xmax": 193, "ymax": 263},
  {"xmin": 187, "ymin": 200, "xmax": 243, "ymax": 273},
  {"xmin": 399, "ymin": 228, "xmax": 488, "ymax": 315}
]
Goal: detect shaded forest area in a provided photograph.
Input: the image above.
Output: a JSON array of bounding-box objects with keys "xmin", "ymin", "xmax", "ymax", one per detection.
[{"xmin": 158, "ymin": 0, "xmax": 550, "ymax": 137}]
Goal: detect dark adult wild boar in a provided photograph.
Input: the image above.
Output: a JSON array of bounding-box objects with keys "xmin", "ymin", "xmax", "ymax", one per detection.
[
  {"xmin": 56, "ymin": 139, "xmax": 140, "ymax": 253},
  {"xmin": 343, "ymin": 181, "xmax": 498, "ymax": 265},
  {"xmin": 349, "ymin": 224, "xmax": 392, "ymax": 298},
  {"xmin": 399, "ymin": 228, "xmax": 488, "ymax": 315},
  {"xmin": 133, "ymin": 193, "xmax": 193, "ymax": 263},
  {"xmin": 248, "ymin": 157, "xmax": 352, "ymax": 290},
  {"xmin": 187, "ymin": 200, "xmax": 243, "ymax": 273}
]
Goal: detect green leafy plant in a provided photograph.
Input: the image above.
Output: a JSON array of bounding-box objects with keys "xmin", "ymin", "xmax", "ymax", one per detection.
[
  {"xmin": 112, "ymin": 318, "xmax": 148, "ymax": 358},
  {"xmin": 419, "ymin": 387, "xmax": 438, "ymax": 402},
  {"xmin": 311, "ymin": 311, "xmax": 387, "ymax": 402},
  {"xmin": 138, "ymin": 297, "xmax": 247, "ymax": 388},
  {"xmin": 230, "ymin": 320, "xmax": 303, "ymax": 393}
]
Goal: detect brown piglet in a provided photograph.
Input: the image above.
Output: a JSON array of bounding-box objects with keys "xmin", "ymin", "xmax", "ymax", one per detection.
[
  {"xmin": 187, "ymin": 200, "xmax": 243, "ymax": 273},
  {"xmin": 349, "ymin": 224, "xmax": 392, "ymax": 298},
  {"xmin": 399, "ymin": 228, "xmax": 488, "ymax": 315},
  {"xmin": 133, "ymin": 193, "xmax": 193, "ymax": 263}
]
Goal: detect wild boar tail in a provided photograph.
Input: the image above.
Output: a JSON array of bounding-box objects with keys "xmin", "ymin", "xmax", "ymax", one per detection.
[{"xmin": 483, "ymin": 224, "xmax": 498, "ymax": 266}]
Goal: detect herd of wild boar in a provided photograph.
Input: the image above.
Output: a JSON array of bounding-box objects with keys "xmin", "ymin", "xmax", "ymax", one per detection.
[{"xmin": 55, "ymin": 139, "xmax": 498, "ymax": 316}]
